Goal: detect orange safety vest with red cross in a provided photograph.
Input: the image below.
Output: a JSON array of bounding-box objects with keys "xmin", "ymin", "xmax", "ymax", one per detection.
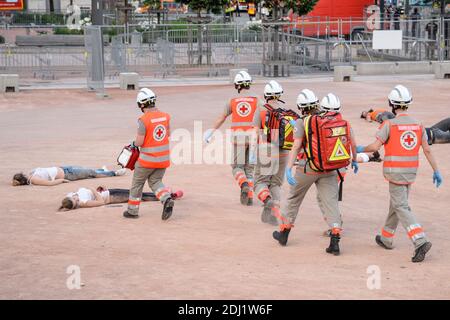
[
  {"xmin": 230, "ymin": 97, "xmax": 258, "ymax": 132},
  {"xmin": 138, "ymin": 111, "xmax": 171, "ymax": 169},
  {"xmin": 383, "ymin": 116, "xmax": 422, "ymax": 184}
]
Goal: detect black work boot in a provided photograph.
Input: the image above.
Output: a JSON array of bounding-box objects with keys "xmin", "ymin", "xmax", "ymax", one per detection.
[
  {"xmin": 162, "ymin": 197, "xmax": 174, "ymax": 221},
  {"xmin": 240, "ymin": 182, "xmax": 250, "ymax": 205},
  {"xmin": 375, "ymin": 235, "xmax": 392, "ymax": 250},
  {"xmin": 273, "ymin": 228, "xmax": 291, "ymax": 246},
  {"xmin": 247, "ymin": 198, "xmax": 253, "ymax": 206},
  {"xmin": 412, "ymin": 241, "xmax": 432, "ymax": 263},
  {"xmin": 326, "ymin": 234, "xmax": 341, "ymax": 256},
  {"xmin": 123, "ymin": 210, "xmax": 139, "ymax": 219},
  {"xmin": 261, "ymin": 198, "xmax": 277, "ymax": 225}
]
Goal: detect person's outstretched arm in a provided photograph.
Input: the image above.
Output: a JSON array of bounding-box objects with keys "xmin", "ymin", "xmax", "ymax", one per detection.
[
  {"xmin": 204, "ymin": 103, "xmax": 231, "ymax": 143},
  {"xmin": 421, "ymin": 130, "xmax": 442, "ymax": 187},
  {"xmin": 213, "ymin": 113, "xmax": 228, "ymax": 130},
  {"xmin": 359, "ymin": 139, "xmax": 383, "ymax": 153},
  {"xmin": 350, "ymin": 127, "xmax": 358, "ymax": 162},
  {"xmin": 287, "ymin": 138, "xmax": 302, "ymax": 169},
  {"xmin": 422, "ymin": 137, "xmax": 439, "ymax": 172},
  {"xmin": 29, "ymin": 177, "xmax": 69, "ymax": 186},
  {"xmin": 78, "ymin": 188, "xmax": 106, "ymax": 208}
]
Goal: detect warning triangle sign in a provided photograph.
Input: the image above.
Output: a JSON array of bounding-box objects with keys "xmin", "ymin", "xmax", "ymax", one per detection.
[{"xmin": 329, "ymin": 138, "xmax": 350, "ymax": 161}]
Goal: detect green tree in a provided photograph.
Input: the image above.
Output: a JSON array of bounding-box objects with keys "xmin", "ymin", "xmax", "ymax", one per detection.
[
  {"xmin": 254, "ymin": 0, "xmax": 319, "ymax": 18},
  {"xmin": 176, "ymin": 0, "xmax": 229, "ymax": 17},
  {"xmin": 143, "ymin": 0, "xmax": 163, "ymax": 24},
  {"xmin": 143, "ymin": 0, "xmax": 162, "ymax": 10}
]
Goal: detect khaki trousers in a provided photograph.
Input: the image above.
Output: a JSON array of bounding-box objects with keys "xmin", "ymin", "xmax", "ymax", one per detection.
[
  {"xmin": 379, "ymin": 183, "xmax": 428, "ymax": 249},
  {"xmin": 127, "ymin": 162, "xmax": 170, "ymax": 215}
]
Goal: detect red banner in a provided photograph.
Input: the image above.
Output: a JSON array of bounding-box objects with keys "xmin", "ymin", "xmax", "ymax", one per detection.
[{"xmin": 0, "ymin": 0, "xmax": 24, "ymax": 11}]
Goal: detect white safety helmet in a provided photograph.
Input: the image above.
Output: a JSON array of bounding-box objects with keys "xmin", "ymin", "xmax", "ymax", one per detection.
[
  {"xmin": 296, "ymin": 89, "xmax": 319, "ymax": 112},
  {"xmin": 264, "ymin": 80, "xmax": 283, "ymax": 100},
  {"xmin": 136, "ymin": 88, "xmax": 156, "ymax": 109},
  {"xmin": 234, "ymin": 70, "xmax": 252, "ymax": 86},
  {"xmin": 320, "ymin": 93, "xmax": 341, "ymax": 113},
  {"xmin": 388, "ymin": 85, "xmax": 412, "ymax": 108}
]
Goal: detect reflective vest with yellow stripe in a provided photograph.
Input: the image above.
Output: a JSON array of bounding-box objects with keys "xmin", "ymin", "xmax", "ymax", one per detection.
[
  {"xmin": 231, "ymin": 97, "xmax": 258, "ymax": 132},
  {"xmin": 383, "ymin": 116, "xmax": 422, "ymax": 184},
  {"xmin": 138, "ymin": 111, "xmax": 170, "ymax": 169}
]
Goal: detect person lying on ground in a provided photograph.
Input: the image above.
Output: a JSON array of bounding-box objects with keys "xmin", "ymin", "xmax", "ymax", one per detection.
[
  {"xmin": 12, "ymin": 166, "xmax": 127, "ymax": 187},
  {"xmin": 361, "ymin": 108, "xmax": 395, "ymax": 124},
  {"xmin": 361, "ymin": 111, "xmax": 450, "ymax": 145},
  {"xmin": 425, "ymin": 117, "xmax": 450, "ymax": 145},
  {"xmin": 58, "ymin": 186, "xmax": 183, "ymax": 211}
]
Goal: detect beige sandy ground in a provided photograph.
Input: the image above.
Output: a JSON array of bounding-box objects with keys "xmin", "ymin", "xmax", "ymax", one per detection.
[{"xmin": 0, "ymin": 76, "xmax": 449, "ymax": 300}]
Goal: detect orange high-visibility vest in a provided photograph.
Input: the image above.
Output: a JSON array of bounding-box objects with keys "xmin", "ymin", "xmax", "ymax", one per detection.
[
  {"xmin": 248, "ymin": 3, "xmax": 256, "ymax": 15},
  {"xmin": 230, "ymin": 97, "xmax": 258, "ymax": 132},
  {"xmin": 383, "ymin": 116, "xmax": 422, "ymax": 184},
  {"xmin": 138, "ymin": 111, "xmax": 171, "ymax": 169}
]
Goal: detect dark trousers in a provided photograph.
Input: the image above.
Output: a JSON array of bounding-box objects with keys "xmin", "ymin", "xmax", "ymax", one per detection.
[{"xmin": 427, "ymin": 117, "xmax": 450, "ymax": 145}]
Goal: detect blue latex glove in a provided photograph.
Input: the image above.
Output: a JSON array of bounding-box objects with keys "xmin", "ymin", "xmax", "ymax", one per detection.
[
  {"xmin": 433, "ymin": 171, "xmax": 443, "ymax": 188},
  {"xmin": 289, "ymin": 119, "xmax": 297, "ymax": 127},
  {"xmin": 131, "ymin": 141, "xmax": 137, "ymax": 148},
  {"xmin": 203, "ymin": 129, "xmax": 214, "ymax": 143},
  {"xmin": 356, "ymin": 145, "xmax": 365, "ymax": 154},
  {"xmin": 351, "ymin": 161, "xmax": 359, "ymax": 174},
  {"xmin": 285, "ymin": 167, "xmax": 297, "ymax": 186}
]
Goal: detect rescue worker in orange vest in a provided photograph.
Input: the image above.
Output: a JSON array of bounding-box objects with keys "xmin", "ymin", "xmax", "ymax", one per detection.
[
  {"xmin": 272, "ymin": 92, "xmax": 359, "ymax": 255},
  {"xmin": 252, "ymin": 80, "xmax": 289, "ymax": 226},
  {"xmin": 204, "ymin": 71, "xmax": 262, "ymax": 206},
  {"xmin": 357, "ymin": 85, "xmax": 442, "ymax": 263},
  {"xmin": 123, "ymin": 88, "xmax": 174, "ymax": 220}
]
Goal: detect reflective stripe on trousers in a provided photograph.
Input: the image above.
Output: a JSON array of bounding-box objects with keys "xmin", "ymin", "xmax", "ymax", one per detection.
[
  {"xmin": 155, "ymin": 186, "xmax": 171, "ymax": 203},
  {"xmin": 407, "ymin": 224, "xmax": 426, "ymax": 242},
  {"xmin": 127, "ymin": 196, "xmax": 141, "ymax": 211},
  {"xmin": 234, "ymin": 172, "xmax": 248, "ymax": 186}
]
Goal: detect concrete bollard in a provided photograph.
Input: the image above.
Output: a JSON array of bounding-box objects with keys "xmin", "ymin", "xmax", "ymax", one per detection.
[
  {"xmin": 119, "ymin": 72, "xmax": 139, "ymax": 90},
  {"xmin": 434, "ymin": 62, "xmax": 450, "ymax": 79},
  {"xmin": 0, "ymin": 74, "xmax": 19, "ymax": 93},
  {"xmin": 334, "ymin": 66, "xmax": 355, "ymax": 82}
]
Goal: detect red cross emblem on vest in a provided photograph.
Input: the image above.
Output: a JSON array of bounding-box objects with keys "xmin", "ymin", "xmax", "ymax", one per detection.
[
  {"xmin": 236, "ymin": 102, "xmax": 252, "ymax": 117},
  {"xmin": 400, "ymin": 130, "xmax": 418, "ymax": 150},
  {"xmin": 153, "ymin": 124, "xmax": 166, "ymax": 142}
]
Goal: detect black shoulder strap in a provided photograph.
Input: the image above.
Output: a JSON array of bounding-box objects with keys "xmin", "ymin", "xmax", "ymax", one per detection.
[{"xmin": 336, "ymin": 169, "xmax": 344, "ymax": 202}]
